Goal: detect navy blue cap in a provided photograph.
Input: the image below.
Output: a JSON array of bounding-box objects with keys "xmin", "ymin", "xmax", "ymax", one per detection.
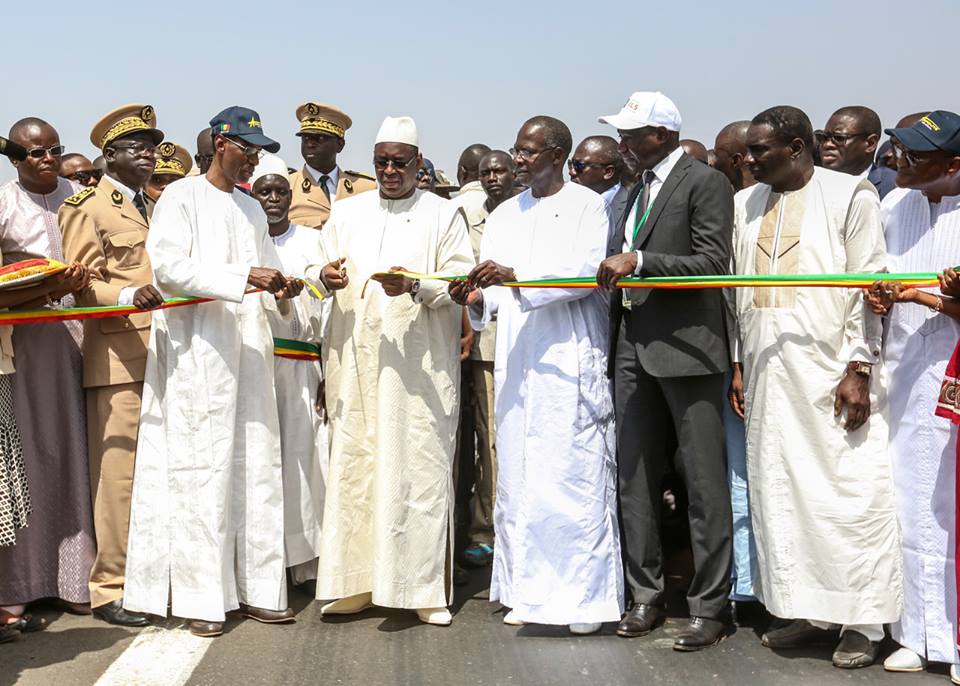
[
  {"xmin": 209, "ymin": 105, "xmax": 280, "ymax": 153},
  {"xmin": 885, "ymin": 110, "xmax": 960, "ymax": 154}
]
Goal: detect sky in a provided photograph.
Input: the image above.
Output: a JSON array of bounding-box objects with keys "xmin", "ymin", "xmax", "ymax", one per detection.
[{"xmin": 2, "ymin": 0, "xmax": 956, "ymax": 184}]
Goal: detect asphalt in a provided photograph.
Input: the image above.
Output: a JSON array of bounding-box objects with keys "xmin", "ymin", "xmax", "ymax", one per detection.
[{"xmin": 2, "ymin": 569, "xmax": 951, "ymax": 686}]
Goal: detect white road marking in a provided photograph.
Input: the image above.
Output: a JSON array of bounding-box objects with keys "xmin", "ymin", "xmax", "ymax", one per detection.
[{"xmin": 94, "ymin": 624, "xmax": 213, "ymax": 686}]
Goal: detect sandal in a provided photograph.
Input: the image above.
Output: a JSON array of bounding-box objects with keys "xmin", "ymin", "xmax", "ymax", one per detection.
[
  {"xmin": 0, "ymin": 609, "xmax": 47, "ymax": 634},
  {"xmin": 463, "ymin": 542, "xmax": 494, "ymax": 567},
  {"xmin": 0, "ymin": 624, "xmax": 19, "ymax": 644}
]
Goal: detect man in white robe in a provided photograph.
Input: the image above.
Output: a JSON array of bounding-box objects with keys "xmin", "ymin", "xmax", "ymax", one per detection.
[
  {"xmin": 308, "ymin": 116, "xmax": 474, "ymax": 626},
  {"xmin": 124, "ymin": 108, "xmax": 302, "ymax": 637},
  {"xmin": 730, "ymin": 106, "xmax": 901, "ymax": 669},
  {"xmin": 250, "ymin": 154, "xmax": 329, "ymax": 589},
  {"xmin": 451, "ymin": 116, "xmax": 623, "ymax": 635},
  {"xmin": 865, "ymin": 112, "xmax": 960, "ymax": 679}
]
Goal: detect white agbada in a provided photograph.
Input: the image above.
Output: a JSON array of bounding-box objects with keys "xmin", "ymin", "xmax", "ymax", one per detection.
[
  {"xmin": 469, "ymin": 183, "xmax": 624, "ymax": 625},
  {"xmin": 270, "ymin": 223, "xmax": 329, "ymax": 573},
  {"xmin": 311, "ymin": 189, "xmax": 474, "ymax": 609},
  {"xmin": 882, "ymin": 188, "xmax": 960, "ymax": 663},
  {"xmin": 731, "ymin": 167, "xmax": 902, "ymax": 625},
  {"xmin": 124, "ymin": 176, "xmax": 288, "ymax": 622}
]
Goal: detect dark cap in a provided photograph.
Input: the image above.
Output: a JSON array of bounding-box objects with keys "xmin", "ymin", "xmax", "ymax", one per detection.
[
  {"xmin": 885, "ymin": 110, "xmax": 960, "ymax": 154},
  {"xmin": 209, "ymin": 106, "xmax": 280, "ymax": 153}
]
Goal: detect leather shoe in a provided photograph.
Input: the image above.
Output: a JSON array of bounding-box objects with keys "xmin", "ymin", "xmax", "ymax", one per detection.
[
  {"xmin": 187, "ymin": 620, "xmax": 223, "ymax": 637},
  {"xmin": 832, "ymin": 630, "xmax": 879, "ymax": 669},
  {"xmin": 762, "ymin": 619, "xmax": 839, "ymax": 648},
  {"xmin": 236, "ymin": 604, "xmax": 295, "ymax": 624},
  {"xmin": 92, "ymin": 600, "xmax": 151, "ymax": 627},
  {"xmin": 616, "ymin": 603, "xmax": 661, "ymax": 638},
  {"xmin": 674, "ymin": 616, "xmax": 729, "ymax": 651}
]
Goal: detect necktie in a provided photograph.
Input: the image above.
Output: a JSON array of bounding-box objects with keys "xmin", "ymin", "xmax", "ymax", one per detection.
[
  {"xmin": 133, "ymin": 192, "xmax": 148, "ymax": 221},
  {"xmin": 318, "ymin": 175, "xmax": 331, "ymax": 201},
  {"xmin": 631, "ymin": 169, "xmax": 656, "ymax": 247}
]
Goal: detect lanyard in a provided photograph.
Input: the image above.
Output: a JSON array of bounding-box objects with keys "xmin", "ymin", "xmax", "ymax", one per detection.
[{"xmin": 630, "ymin": 193, "xmax": 654, "ymax": 245}]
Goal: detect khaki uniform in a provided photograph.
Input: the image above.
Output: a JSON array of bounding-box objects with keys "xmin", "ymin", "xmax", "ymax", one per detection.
[
  {"xmin": 59, "ymin": 177, "xmax": 153, "ymax": 608},
  {"xmin": 288, "ymin": 167, "xmax": 376, "ymax": 229}
]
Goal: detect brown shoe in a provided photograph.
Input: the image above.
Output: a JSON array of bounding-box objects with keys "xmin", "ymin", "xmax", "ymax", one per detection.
[
  {"xmin": 187, "ymin": 620, "xmax": 223, "ymax": 637},
  {"xmin": 236, "ymin": 604, "xmax": 295, "ymax": 624},
  {"xmin": 832, "ymin": 630, "xmax": 879, "ymax": 669}
]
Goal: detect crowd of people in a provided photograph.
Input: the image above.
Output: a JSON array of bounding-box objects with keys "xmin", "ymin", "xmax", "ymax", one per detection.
[{"xmin": 0, "ymin": 89, "xmax": 959, "ymax": 682}]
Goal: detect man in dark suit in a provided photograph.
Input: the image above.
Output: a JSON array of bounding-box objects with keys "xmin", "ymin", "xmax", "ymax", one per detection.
[{"xmin": 596, "ymin": 91, "xmax": 734, "ymax": 651}]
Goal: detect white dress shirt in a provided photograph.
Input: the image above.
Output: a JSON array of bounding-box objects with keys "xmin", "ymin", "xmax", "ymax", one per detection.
[
  {"xmin": 621, "ymin": 145, "xmax": 685, "ymax": 272},
  {"xmin": 306, "ymin": 165, "xmax": 340, "ymax": 204}
]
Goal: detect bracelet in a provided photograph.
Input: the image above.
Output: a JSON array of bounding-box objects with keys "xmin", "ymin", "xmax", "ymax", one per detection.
[{"xmin": 929, "ymin": 295, "xmax": 944, "ymax": 313}]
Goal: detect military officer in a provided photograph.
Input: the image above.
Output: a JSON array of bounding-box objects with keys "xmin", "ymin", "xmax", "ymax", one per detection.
[
  {"xmin": 143, "ymin": 142, "xmax": 192, "ymax": 218},
  {"xmin": 58, "ymin": 103, "xmax": 166, "ymax": 627},
  {"xmin": 288, "ymin": 102, "xmax": 376, "ymax": 229}
]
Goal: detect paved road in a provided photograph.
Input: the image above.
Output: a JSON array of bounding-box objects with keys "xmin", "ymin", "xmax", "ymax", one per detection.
[{"xmin": 2, "ymin": 571, "xmax": 949, "ymax": 686}]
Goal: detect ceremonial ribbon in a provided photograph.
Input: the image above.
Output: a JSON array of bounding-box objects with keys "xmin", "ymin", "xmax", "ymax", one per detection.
[
  {"xmin": 273, "ymin": 337, "xmax": 321, "ymax": 361},
  {"xmin": 373, "ymin": 270, "xmax": 948, "ymax": 290}
]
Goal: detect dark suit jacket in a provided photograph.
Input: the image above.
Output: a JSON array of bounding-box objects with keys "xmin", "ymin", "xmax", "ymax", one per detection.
[{"xmin": 607, "ymin": 152, "xmax": 733, "ymax": 378}]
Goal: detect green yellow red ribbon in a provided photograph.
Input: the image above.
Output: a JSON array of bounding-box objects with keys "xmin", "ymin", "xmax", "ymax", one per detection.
[{"xmin": 273, "ymin": 337, "xmax": 321, "ymax": 361}]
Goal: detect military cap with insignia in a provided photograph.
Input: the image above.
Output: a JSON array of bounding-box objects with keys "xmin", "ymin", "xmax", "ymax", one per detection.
[
  {"xmin": 153, "ymin": 142, "xmax": 193, "ymax": 178},
  {"xmin": 296, "ymin": 103, "xmax": 352, "ymax": 139},
  {"xmin": 90, "ymin": 103, "xmax": 164, "ymax": 150}
]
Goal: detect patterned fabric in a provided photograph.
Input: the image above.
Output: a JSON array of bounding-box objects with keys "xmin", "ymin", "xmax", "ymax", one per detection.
[{"xmin": 0, "ymin": 375, "xmax": 28, "ymax": 547}]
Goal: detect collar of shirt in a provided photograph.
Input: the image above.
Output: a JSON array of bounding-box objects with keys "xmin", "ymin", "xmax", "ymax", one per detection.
[
  {"xmin": 601, "ymin": 182, "xmax": 622, "ymax": 207},
  {"xmin": 649, "ymin": 145, "xmax": 685, "ymax": 185},
  {"xmin": 103, "ymin": 174, "xmax": 138, "ymax": 201},
  {"xmin": 306, "ymin": 164, "xmax": 339, "ymax": 194}
]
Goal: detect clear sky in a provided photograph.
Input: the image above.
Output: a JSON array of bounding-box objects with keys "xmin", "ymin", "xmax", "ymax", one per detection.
[{"xmin": 2, "ymin": 0, "xmax": 955, "ymax": 184}]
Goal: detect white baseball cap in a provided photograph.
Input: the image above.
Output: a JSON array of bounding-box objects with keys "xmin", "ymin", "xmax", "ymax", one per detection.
[
  {"xmin": 598, "ymin": 91, "xmax": 682, "ymax": 132},
  {"xmin": 375, "ymin": 116, "xmax": 419, "ymax": 147}
]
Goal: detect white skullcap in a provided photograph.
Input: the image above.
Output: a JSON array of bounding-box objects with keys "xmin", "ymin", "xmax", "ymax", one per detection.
[
  {"xmin": 375, "ymin": 116, "xmax": 418, "ymax": 147},
  {"xmin": 249, "ymin": 152, "xmax": 289, "ymax": 187},
  {"xmin": 598, "ymin": 91, "xmax": 682, "ymax": 132}
]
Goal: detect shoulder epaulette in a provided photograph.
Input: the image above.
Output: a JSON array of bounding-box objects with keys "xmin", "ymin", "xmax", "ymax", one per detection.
[
  {"xmin": 345, "ymin": 170, "xmax": 375, "ymax": 181},
  {"xmin": 63, "ymin": 187, "xmax": 96, "ymax": 206}
]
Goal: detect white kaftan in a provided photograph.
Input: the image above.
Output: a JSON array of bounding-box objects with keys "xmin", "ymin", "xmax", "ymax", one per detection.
[
  {"xmin": 124, "ymin": 176, "xmax": 288, "ymax": 622},
  {"xmin": 883, "ymin": 188, "xmax": 960, "ymax": 664},
  {"xmin": 270, "ymin": 224, "xmax": 329, "ymax": 573},
  {"xmin": 731, "ymin": 167, "xmax": 902, "ymax": 625},
  {"xmin": 311, "ymin": 189, "xmax": 474, "ymax": 609},
  {"xmin": 470, "ymin": 183, "xmax": 623, "ymax": 625}
]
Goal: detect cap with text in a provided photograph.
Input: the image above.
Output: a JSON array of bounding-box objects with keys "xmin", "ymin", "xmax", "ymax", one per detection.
[
  {"xmin": 296, "ymin": 102, "xmax": 352, "ymax": 138},
  {"xmin": 209, "ymin": 106, "xmax": 280, "ymax": 153},
  {"xmin": 375, "ymin": 116, "xmax": 418, "ymax": 147},
  {"xmin": 598, "ymin": 91, "xmax": 682, "ymax": 132},
  {"xmin": 91, "ymin": 103, "xmax": 164, "ymax": 150},
  {"xmin": 153, "ymin": 142, "xmax": 193, "ymax": 177},
  {"xmin": 885, "ymin": 110, "xmax": 960, "ymax": 154}
]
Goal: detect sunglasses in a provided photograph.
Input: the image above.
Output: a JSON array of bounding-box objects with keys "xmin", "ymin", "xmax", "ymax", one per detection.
[
  {"xmin": 568, "ymin": 159, "xmax": 607, "ymax": 174},
  {"xmin": 816, "ymin": 131, "xmax": 870, "ymax": 146},
  {"xmin": 24, "ymin": 144, "xmax": 65, "ymax": 159},
  {"xmin": 65, "ymin": 170, "xmax": 104, "ymax": 184},
  {"xmin": 373, "ymin": 156, "xmax": 418, "ymax": 171}
]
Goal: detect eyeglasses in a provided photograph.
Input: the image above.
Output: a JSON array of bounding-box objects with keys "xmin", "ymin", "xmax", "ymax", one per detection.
[
  {"xmin": 816, "ymin": 131, "xmax": 870, "ymax": 146},
  {"xmin": 372, "ymin": 156, "xmax": 418, "ymax": 171},
  {"xmin": 892, "ymin": 144, "xmax": 942, "ymax": 167},
  {"xmin": 65, "ymin": 170, "xmax": 103, "ymax": 184},
  {"xmin": 509, "ymin": 146, "xmax": 554, "ymax": 162},
  {"xmin": 24, "ymin": 145, "xmax": 65, "ymax": 159},
  {"xmin": 110, "ymin": 142, "xmax": 156, "ymax": 157},
  {"xmin": 568, "ymin": 159, "xmax": 607, "ymax": 174},
  {"xmin": 222, "ymin": 136, "xmax": 263, "ymax": 159}
]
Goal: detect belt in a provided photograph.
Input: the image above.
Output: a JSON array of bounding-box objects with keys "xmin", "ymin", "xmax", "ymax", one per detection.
[{"xmin": 273, "ymin": 337, "xmax": 321, "ymax": 361}]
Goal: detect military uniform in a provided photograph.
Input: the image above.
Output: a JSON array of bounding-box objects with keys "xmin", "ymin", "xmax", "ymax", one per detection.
[
  {"xmin": 287, "ymin": 102, "xmax": 376, "ymax": 229},
  {"xmin": 144, "ymin": 142, "xmax": 192, "ymax": 220},
  {"xmin": 59, "ymin": 103, "xmax": 162, "ymax": 610}
]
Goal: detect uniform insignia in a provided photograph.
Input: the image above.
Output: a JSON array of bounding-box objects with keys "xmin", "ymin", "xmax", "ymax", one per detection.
[
  {"xmin": 305, "ymin": 103, "xmax": 320, "ymax": 117},
  {"xmin": 344, "ymin": 179, "xmax": 353, "ymax": 192},
  {"xmin": 301, "ymin": 178, "xmax": 311, "ymax": 193},
  {"xmin": 111, "ymin": 190, "xmax": 123, "ymax": 205},
  {"xmin": 140, "ymin": 105, "xmax": 154, "ymax": 122},
  {"xmin": 346, "ymin": 170, "xmax": 376, "ymax": 181},
  {"xmin": 158, "ymin": 142, "xmax": 176, "ymax": 158},
  {"xmin": 64, "ymin": 187, "xmax": 95, "ymax": 206}
]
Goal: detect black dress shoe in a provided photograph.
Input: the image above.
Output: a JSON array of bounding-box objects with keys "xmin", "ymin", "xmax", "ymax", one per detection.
[
  {"xmin": 616, "ymin": 603, "xmax": 661, "ymax": 638},
  {"xmin": 674, "ymin": 616, "xmax": 729, "ymax": 651},
  {"xmin": 92, "ymin": 600, "xmax": 151, "ymax": 627}
]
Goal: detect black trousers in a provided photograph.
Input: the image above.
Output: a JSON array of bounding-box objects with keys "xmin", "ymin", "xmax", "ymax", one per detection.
[{"xmin": 614, "ymin": 320, "xmax": 732, "ymax": 619}]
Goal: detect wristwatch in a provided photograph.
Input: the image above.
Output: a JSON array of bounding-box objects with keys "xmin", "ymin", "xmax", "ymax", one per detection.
[
  {"xmin": 409, "ymin": 278, "xmax": 421, "ymax": 300},
  {"xmin": 848, "ymin": 361, "xmax": 872, "ymax": 377}
]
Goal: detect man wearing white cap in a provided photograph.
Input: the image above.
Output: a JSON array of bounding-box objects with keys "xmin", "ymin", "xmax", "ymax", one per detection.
[
  {"xmin": 596, "ymin": 91, "xmax": 735, "ymax": 650},
  {"xmin": 249, "ymin": 154, "xmax": 329, "ymax": 592},
  {"xmin": 308, "ymin": 116, "xmax": 474, "ymax": 626}
]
